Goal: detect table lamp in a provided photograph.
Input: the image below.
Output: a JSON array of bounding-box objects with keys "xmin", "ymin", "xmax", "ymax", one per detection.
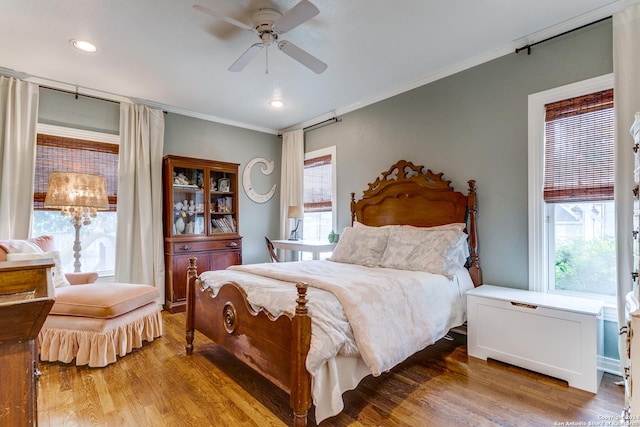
[{"xmin": 287, "ymin": 205, "xmax": 303, "ymax": 241}]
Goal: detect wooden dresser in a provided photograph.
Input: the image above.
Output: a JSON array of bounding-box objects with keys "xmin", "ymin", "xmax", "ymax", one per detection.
[{"xmin": 0, "ymin": 259, "xmax": 55, "ymax": 426}]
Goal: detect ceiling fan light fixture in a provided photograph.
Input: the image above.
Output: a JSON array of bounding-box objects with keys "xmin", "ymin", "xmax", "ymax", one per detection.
[
  {"xmin": 70, "ymin": 39, "xmax": 97, "ymax": 53},
  {"xmin": 194, "ymin": 0, "xmax": 326, "ymax": 74},
  {"xmin": 269, "ymin": 99, "xmax": 285, "ymax": 108}
]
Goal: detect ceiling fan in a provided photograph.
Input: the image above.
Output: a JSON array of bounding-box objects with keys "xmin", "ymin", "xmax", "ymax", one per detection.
[{"xmin": 193, "ymin": 0, "xmax": 328, "ymax": 74}]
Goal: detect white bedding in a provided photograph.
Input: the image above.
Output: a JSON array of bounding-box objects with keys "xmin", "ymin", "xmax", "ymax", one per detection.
[{"xmin": 198, "ymin": 259, "xmax": 473, "ymax": 422}]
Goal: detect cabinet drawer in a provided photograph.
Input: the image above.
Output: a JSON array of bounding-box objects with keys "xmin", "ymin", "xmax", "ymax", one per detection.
[{"xmin": 172, "ymin": 239, "xmax": 241, "ymax": 253}]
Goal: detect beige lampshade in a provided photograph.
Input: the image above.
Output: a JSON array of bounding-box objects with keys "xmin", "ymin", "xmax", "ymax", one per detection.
[
  {"xmin": 287, "ymin": 205, "xmax": 304, "ymax": 219},
  {"xmin": 44, "ymin": 172, "xmax": 109, "ymax": 210}
]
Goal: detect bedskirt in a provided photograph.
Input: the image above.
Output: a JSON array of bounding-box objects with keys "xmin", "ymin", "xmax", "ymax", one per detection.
[{"xmin": 38, "ymin": 302, "xmax": 163, "ymax": 367}]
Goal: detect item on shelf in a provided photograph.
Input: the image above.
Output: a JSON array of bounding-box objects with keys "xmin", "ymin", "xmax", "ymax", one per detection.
[
  {"xmin": 218, "ymin": 178, "xmax": 230, "ymax": 192},
  {"xmin": 175, "ymin": 216, "xmax": 185, "ymax": 234},
  {"xmin": 173, "ymin": 171, "xmax": 190, "ymax": 186}
]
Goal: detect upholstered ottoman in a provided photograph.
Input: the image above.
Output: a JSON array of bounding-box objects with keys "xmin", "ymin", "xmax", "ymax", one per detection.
[{"xmin": 39, "ymin": 283, "xmax": 162, "ymax": 367}]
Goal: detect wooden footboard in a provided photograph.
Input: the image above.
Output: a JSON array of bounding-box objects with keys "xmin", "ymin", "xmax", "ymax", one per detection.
[{"xmin": 185, "ymin": 257, "xmax": 312, "ymax": 426}]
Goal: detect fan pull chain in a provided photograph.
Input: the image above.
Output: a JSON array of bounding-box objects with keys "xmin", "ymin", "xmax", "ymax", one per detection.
[{"xmin": 265, "ymin": 45, "xmax": 269, "ymax": 74}]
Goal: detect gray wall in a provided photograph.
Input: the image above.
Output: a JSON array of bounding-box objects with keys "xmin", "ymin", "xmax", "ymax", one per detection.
[
  {"xmin": 306, "ymin": 19, "xmax": 613, "ymax": 291},
  {"xmin": 305, "ymin": 20, "xmax": 617, "ymax": 360},
  {"xmin": 163, "ymin": 113, "xmax": 281, "ymax": 264},
  {"xmin": 38, "ymin": 88, "xmax": 120, "ymax": 134}
]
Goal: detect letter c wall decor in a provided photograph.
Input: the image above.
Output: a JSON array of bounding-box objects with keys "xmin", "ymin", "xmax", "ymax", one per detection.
[{"xmin": 242, "ymin": 157, "xmax": 276, "ymax": 203}]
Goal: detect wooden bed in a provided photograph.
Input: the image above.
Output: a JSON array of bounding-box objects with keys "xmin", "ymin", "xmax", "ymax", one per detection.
[{"xmin": 185, "ymin": 159, "xmax": 482, "ymax": 426}]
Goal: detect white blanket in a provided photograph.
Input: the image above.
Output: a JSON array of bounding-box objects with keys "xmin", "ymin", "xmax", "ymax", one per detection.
[{"xmin": 199, "ymin": 260, "xmax": 473, "ymax": 421}]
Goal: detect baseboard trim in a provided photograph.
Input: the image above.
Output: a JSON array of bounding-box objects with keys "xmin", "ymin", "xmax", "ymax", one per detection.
[{"xmin": 599, "ymin": 355, "xmax": 622, "ymax": 377}]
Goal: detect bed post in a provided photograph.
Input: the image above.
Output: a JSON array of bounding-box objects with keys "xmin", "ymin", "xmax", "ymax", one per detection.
[
  {"xmin": 290, "ymin": 283, "xmax": 312, "ymax": 427},
  {"xmin": 350, "ymin": 192, "xmax": 356, "ymax": 225},
  {"xmin": 186, "ymin": 257, "xmax": 197, "ymax": 355},
  {"xmin": 467, "ymin": 180, "xmax": 482, "ymax": 286}
]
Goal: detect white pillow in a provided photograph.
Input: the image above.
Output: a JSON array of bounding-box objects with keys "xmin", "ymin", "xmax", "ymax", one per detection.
[
  {"xmin": 380, "ymin": 228, "xmax": 468, "ymax": 278},
  {"xmin": 7, "ymin": 251, "xmax": 71, "ymax": 288},
  {"xmin": 328, "ymin": 226, "xmax": 389, "ymax": 267}
]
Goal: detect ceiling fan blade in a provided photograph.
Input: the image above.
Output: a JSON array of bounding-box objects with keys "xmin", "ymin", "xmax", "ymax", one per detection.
[
  {"xmin": 278, "ymin": 40, "xmax": 327, "ymax": 74},
  {"xmin": 193, "ymin": 5, "xmax": 253, "ymax": 31},
  {"xmin": 272, "ymin": 0, "xmax": 319, "ymax": 34},
  {"xmin": 228, "ymin": 43, "xmax": 263, "ymax": 72}
]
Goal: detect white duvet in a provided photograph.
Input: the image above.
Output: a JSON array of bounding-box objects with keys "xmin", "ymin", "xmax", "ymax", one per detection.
[{"xmin": 199, "ymin": 259, "xmax": 473, "ymax": 422}]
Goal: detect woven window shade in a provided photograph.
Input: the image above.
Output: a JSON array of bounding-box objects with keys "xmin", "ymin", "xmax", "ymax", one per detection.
[
  {"xmin": 304, "ymin": 154, "xmax": 332, "ymax": 213},
  {"xmin": 543, "ymin": 89, "xmax": 614, "ymax": 203},
  {"xmin": 34, "ymin": 134, "xmax": 119, "ymax": 211}
]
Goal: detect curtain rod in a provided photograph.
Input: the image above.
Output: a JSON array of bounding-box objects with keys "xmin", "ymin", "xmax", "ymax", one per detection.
[
  {"xmin": 515, "ymin": 15, "xmax": 611, "ymax": 55},
  {"xmin": 41, "ymin": 85, "xmax": 168, "ymax": 114},
  {"xmin": 40, "ymin": 85, "xmax": 121, "ymax": 105},
  {"xmin": 278, "ymin": 116, "xmax": 341, "ymax": 137},
  {"xmin": 304, "ymin": 116, "xmax": 341, "ymax": 132}
]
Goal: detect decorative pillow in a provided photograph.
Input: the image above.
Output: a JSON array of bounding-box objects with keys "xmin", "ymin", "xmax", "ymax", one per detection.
[
  {"xmin": 328, "ymin": 226, "xmax": 389, "ymax": 267},
  {"xmin": 391, "ymin": 224, "xmax": 470, "ymax": 264},
  {"xmin": 7, "ymin": 251, "xmax": 71, "ymax": 288},
  {"xmin": 380, "ymin": 228, "xmax": 468, "ymax": 278}
]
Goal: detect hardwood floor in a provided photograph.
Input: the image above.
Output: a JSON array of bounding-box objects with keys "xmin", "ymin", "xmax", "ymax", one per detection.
[{"xmin": 38, "ymin": 310, "xmax": 625, "ymax": 426}]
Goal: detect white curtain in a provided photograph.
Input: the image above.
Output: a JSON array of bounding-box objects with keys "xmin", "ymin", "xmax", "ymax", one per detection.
[
  {"xmin": 116, "ymin": 103, "xmax": 165, "ymax": 298},
  {"xmin": 0, "ymin": 76, "xmax": 39, "ymax": 239},
  {"xmin": 614, "ymin": 4, "xmax": 640, "ymax": 370},
  {"xmin": 280, "ymin": 129, "xmax": 304, "ymax": 240}
]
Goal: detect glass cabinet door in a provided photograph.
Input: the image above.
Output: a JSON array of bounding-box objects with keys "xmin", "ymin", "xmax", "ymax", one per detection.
[
  {"xmin": 171, "ymin": 166, "xmax": 205, "ymax": 235},
  {"xmin": 209, "ymin": 171, "xmax": 236, "ymax": 234}
]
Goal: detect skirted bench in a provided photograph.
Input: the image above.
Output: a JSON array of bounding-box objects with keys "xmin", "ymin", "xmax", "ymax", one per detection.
[{"xmin": 0, "ymin": 235, "xmax": 163, "ymax": 367}]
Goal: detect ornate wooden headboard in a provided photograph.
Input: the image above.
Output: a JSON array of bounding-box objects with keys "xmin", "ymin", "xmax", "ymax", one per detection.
[{"xmin": 350, "ymin": 159, "xmax": 482, "ymax": 286}]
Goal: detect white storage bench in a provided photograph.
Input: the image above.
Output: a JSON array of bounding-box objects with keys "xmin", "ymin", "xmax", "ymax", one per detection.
[{"xmin": 466, "ymin": 285, "xmax": 604, "ymax": 393}]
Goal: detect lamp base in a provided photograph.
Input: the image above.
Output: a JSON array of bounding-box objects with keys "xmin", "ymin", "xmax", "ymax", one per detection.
[
  {"xmin": 288, "ymin": 230, "xmax": 300, "ymax": 241},
  {"xmin": 289, "ymin": 219, "xmax": 301, "ymax": 241},
  {"xmin": 72, "ymin": 221, "xmax": 83, "ymax": 273}
]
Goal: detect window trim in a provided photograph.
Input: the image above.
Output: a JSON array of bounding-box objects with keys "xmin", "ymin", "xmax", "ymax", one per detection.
[
  {"xmin": 304, "ymin": 146, "xmax": 337, "ymax": 232},
  {"xmin": 528, "ymin": 74, "xmax": 614, "ymax": 302},
  {"xmin": 34, "ymin": 123, "xmax": 119, "ymax": 278}
]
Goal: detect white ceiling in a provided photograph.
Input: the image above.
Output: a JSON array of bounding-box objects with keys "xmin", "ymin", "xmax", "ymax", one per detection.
[{"xmin": 0, "ymin": 0, "xmax": 636, "ymax": 134}]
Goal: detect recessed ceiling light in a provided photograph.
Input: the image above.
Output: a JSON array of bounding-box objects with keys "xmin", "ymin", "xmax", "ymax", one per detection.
[
  {"xmin": 269, "ymin": 99, "xmax": 285, "ymax": 108},
  {"xmin": 70, "ymin": 39, "xmax": 97, "ymax": 53}
]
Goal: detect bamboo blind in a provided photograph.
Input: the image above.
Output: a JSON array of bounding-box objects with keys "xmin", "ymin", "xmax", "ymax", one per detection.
[
  {"xmin": 34, "ymin": 134, "xmax": 119, "ymax": 211},
  {"xmin": 303, "ymin": 154, "xmax": 332, "ymax": 212},
  {"xmin": 543, "ymin": 89, "xmax": 614, "ymax": 203}
]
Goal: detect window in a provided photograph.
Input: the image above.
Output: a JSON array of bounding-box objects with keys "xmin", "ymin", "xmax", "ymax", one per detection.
[
  {"xmin": 528, "ymin": 74, "xmax": 615, "ymax": 302},
  {"xmin": 32, "ymin": 126, "xmax": 119, "ymax": 276},
  {"xmin": 302, "ymin": 147, "xmax": 336, "ymax": 248}
]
